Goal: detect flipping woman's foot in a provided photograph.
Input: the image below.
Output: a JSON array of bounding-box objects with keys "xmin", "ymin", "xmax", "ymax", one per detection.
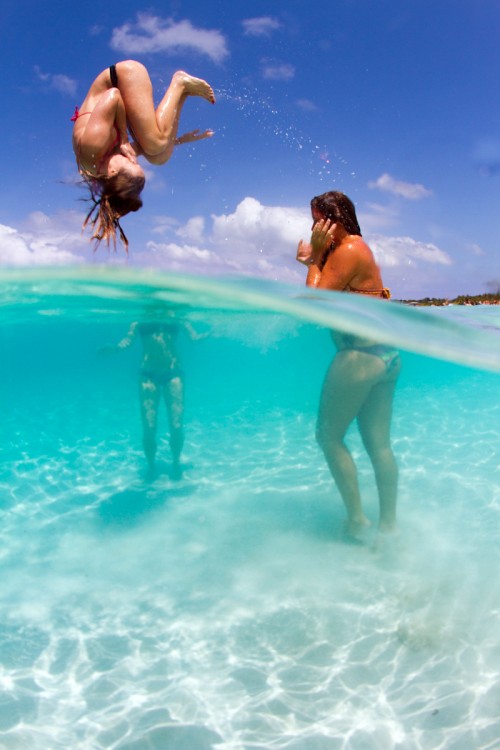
[{"xmin": 174, "ymin": 71, "xmax": 216, "ymax": 103}]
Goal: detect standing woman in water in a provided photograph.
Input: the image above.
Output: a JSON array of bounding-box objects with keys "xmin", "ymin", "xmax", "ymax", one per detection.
[
  {"xmin": 72, "ymin": 60, "xmax": 215, "ymax": 249},
  {"xmin": 99, "ymin": 309, "xmax": 205, "ymax": 480},
  {"xmin": 297, "ymin": 191, "xmax": 400, "ymax": 539}
]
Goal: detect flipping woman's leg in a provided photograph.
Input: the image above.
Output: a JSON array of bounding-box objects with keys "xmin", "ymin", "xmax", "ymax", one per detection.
[{"xmin": 115, "ymin": 61, "xmax": 214, "ymax": 161}]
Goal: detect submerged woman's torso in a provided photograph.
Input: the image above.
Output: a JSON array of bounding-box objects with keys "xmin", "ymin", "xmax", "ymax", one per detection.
[{"xmin": 139, "ymin": 322, "xmax": 180, "ymax": 372}]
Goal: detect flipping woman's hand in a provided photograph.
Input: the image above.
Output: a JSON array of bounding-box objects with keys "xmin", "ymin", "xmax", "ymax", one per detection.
[
  {"xmin": 119, "ymin": 142, "xmax": 138, "ymax": 163},
  {"xmin": 175, "ymin": 129, "xmax": 214, "ymax": 145}
]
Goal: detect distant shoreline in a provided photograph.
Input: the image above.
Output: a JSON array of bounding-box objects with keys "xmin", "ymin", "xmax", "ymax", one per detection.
[{"xmin": 400, "ymin": 293, "xmax": 500, "ymax": 307}]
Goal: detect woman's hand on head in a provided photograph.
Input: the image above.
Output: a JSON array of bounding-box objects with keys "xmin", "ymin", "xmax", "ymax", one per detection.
[
  {"xmin": 296, "ymin": 240, "xmax": 313, "ymax": 265},
  {"xmin": 311, "ymin": 218, "xmax": 336, "ymax": 255},
  {"xmin": 120, "ymin": 142, "xmax": 138, "ymax": 164}
]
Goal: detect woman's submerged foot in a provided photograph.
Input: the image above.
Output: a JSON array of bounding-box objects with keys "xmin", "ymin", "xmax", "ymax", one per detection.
[
  {"xmin": 372, "ymin": 524, "xmax": 401, "ymax": 554},
  {"xmin": 174, "ymin": 71, "xmax": 216, "ymax": 103},
  {"xmin": 378, "ymin": 519, "xmax": 398, "ymax": 534},
  {"xmin": 345, "ymin": 515, "xmax": 372, "ymax": 542},
  {"xmin": 145, "ymin": 463, "xmax": 157, "ymax": 482},
  {"xmin": 170, "ymin": 461, "xmax": 184, "ymax": 481}
]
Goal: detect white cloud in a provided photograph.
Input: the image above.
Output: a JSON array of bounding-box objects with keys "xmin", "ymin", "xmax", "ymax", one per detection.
[
  {"xmin": 139, "ymin": 198, "xmax": 453, "ymax": 294},
  {"xmin": 110, "ymin": 13, "xmax": 229, "ymax": 63},
  {"xmin": 367, "ymin": 234, "xmax": 452, "ymax": 268},
  {"xmin": 1, "ymin": 200, "xmax": 454, "ymax": 298},
  {"xmin": 0, "ymin": 215, "xmax": 86, "ymax": 267},
  {"xmin": 296, "ymin": 98, "xmax": 318, "ymax": 112},
  {"xmin": 140, "ymin": 198, "xmax": 310, "ymax": 282},
  {"xmin": 261, "ymin": 62, "xmax": 295, "ymax": 81},
  {"xmin": 359, "ymin": 203, "xmax": 399, "ymax": 231},
  {"xmin": 151, "ymin": 216, "xmax": 180, "ymax": 236},
  {"xmin": 176, "ymin": 216, "xmax": 206, "ymax": 244},
  {"xmin": 467, "ymin": 243, "xmax": 485, "ymax": 257},
  {"xmin": 146, "ymin": 240, "xmax": 216, "ymax": 264},
  {"xmin": 242, "ymin": 17, "xmax": 281, "ymax": 37},
  {"xmin": 211, "ymin": 197, "xmax": 309, "ymax": 260},
  {"xmin": 34, "ymin": 66, "xmax": 77, "ymax": 97},
  {"xmin": 368, "ymin": 173, "xmax": 432, "ymax": 200}
]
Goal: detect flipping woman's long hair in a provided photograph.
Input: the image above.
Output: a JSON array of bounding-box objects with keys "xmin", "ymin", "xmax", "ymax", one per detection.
[{"xmin": 81, "ymin": 170, "xmax": 144, "ymax": 252}]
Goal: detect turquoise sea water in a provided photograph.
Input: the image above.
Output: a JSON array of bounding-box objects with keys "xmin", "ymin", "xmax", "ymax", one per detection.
[{"xmin": 1, "ymin": 268, "xmax": 499, "ymax": 750}]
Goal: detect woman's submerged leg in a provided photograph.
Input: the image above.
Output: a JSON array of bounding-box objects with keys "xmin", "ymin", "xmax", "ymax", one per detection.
[
  {"xmin": 139, "ymin": 376, "xmax": 161, "ymax": 478},
  {"xmin": 164, "ymin": 376, "xmax": 185, "ymax": 480},
  {"xmin": 317, "ymin": 351, "xmax": 386, "ymax": 536},
  {"xmin": 356, "ymin": 358, "xmax": 401, "ymax": 532}
]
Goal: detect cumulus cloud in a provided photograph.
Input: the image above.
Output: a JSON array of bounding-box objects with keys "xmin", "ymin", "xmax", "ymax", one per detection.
[
  {"xmin": 359, "ymin": 203, "xmax": 399, "ymax": 231},
  {"xmin": 211, "ymin": 197, "xmax": 308, "ymax": 260},
  {"xmin": 146, "ymin": 240, "xmax": 217, "ymax": 266},
  {"xmin": 242, "ymin": 17, "xmax": 281, "ymax": 37},
  {"xmin": 0, "ymin": 212, "xmax": 88, "ymax": 266},
  {"xmin": 143, "ymin": 197, "xmax": 310, "ymax": 282},
  {"xmin": 34, "ymin": 66, "xmax": 77, "ymax": 97},
  {"xmin": 296, "ymin": 98, "xmax": 318, "ymax": 112},
  {"xmin": 368, "ymin": 173, "xmax": 432, "ymax": 200},
  {"xmin": 143, "ymin": 198, "xmax": 454, "ymax": 293},
  {"xmin": 176, "ymin": 216, "xmax": 206, "ymax": 244},
  {"xmin": 367, "ymin": 234, "xmax": 452, "ymax": 268},
  {"xmin": 261, "ymin": 62, "xmax": 295, "ymax": 81},
  {"xmin": 110, "ymin": 13, "xmax": 229, "ymax": 63},
  {"xmin": 1, "ymin": 199, "xmax": 454, "ymax": 298},
  {"xmin": 467, "ymin": 243, "xmax": 485, "ymax": 257}
]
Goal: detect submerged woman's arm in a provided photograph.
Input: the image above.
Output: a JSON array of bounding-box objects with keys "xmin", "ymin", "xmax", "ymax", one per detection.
[{"xmin": 97, "ymin": 322, "xmax": 138, "ymax": 355}]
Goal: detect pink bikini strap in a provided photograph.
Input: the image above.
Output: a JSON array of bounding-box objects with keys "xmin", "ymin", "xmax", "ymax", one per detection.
[{"xmin": 70, "ymin": 107, "xmax": 92, "ymax": 122}]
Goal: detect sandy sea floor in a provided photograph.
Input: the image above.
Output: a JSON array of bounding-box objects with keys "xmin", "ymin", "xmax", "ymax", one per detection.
[{"xmin": 1, "ymin": 345, "xmax": 499, "ymax": 750}]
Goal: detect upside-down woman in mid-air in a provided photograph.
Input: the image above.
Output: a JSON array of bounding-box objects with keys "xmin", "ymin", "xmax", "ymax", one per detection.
[
  {"xmin": 72, "ymin": 60, "xmax": 215, "ymax": 249},
  {"xmin": 297, "ymin": 191, "xmax": 400, "ymax": 542}
]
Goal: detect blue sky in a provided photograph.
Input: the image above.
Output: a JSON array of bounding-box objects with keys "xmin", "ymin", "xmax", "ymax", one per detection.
[{"xmin": 1, "ymin": 0, "xmax": 499, "ymax": 298}]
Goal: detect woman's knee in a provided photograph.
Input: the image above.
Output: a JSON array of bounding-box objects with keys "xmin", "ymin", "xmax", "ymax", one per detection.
[
  {"xmin": 366, "ymin": 444, "xmax": 396, "ymax": 470},
  {"xmin": 316, "ymin": 422, "xmax": 343, "ymax": 454},
  {"xmin": 117, "ymin": 60, "xmax": 147, "ymax": 78},
  {"xmin": 315, "ymin": 420, "xmax": 327, "ymax": 450}
]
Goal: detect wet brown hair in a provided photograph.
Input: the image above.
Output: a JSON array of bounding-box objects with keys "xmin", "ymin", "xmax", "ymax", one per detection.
[
  {"xmin": 81, "ymin": 171, "xmax": 145, "ymax": 252},
  {"xmin": 311, "ymin": 191, "xmax": 362, "ymax": 236}
]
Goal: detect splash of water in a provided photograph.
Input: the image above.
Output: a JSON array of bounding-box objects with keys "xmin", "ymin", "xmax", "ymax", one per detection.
[{"xmin": 217, "ymin": 83, "xmax": 348, "ymax": 182}]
